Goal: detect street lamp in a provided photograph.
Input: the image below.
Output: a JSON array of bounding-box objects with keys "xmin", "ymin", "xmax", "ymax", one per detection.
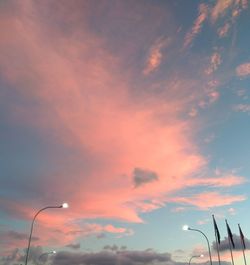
[
  {"xmin": 182, "ymin": 225, "xmax": 212, "ymax": 265},
  {"xmin": 188, "ymin": 254, "xmax": 204, "ymax": 265},
  {"xmin": 24, "ymin": 203, "xmax": 68, "ymax": 265},
  {"xmin": 37, "ymin": 251, "xmax": 56, "ymax": 264}
]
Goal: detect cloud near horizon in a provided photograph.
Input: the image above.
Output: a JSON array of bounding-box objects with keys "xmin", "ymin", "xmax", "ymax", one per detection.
[{"xmin": 1, "ymin": 246, "xmax": 233, "ymax": 265}]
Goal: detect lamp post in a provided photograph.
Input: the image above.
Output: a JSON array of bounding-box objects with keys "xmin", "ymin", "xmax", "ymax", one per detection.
[
  {"xmin": 183, "ymin": 225, "xmax": 212, "ymax": 265},
  {"xmin": 188, "ymin": 254, "xmax": 204, "ymax": 265},
  {"xmin": 37, "ymin": 251, "xmax": 56, "ymax": 264},
  {"xmin": 25, "ymin": 203, "xmax": 68, "ymax": 265}
]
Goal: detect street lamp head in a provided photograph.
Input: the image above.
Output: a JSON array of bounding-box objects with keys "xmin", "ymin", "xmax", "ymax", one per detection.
[
  {"xmin": 62, "ymin": 203, "xmax": 69, "ymax": 208},
  {"xmin": 182, "ymin": 225, "xmax": 189, "ymax": 231}
]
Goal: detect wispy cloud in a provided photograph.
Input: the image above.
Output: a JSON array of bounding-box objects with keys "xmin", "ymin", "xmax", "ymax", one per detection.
[
  {"xmin": 172, "ymin": 192, "xmax": 246, "ymax": 209},
  {"xmin": 233, "ymin": 104, "xmax": 250, "ymax": 114},
  {"xmin": 183, "ymin": 3, "xmax": 208, "ymax": 48},
  {"xmin": 217, "ymin": 23, "xmax": 230, "ymax": 37},
  {"xmin": 210, "ymin": 0, "xmax": 248, "ymax": 22},
  {"xmin": 236, "ymin": 62, "xmax": 250, "ymax": 76},
  {"xmin": 184, "ymin": 0, "xmax": 248, "ymax": 48},
  {"xmin": 228, "ymin": 207, "xmax": 236, "ymax": 215},
  {"xmin": 143, "ymin": 37, "xmax": 168, "ymax": 75},
  {"xmin": 205, "ymin": 52, "xmax": 222, "ymax": 75},
  {"xmin": 210, "ymin": 0, "xmax": 234, "ymax": 23},
  {"xmin": 189, "ymin": 173, "xmax": 246, "ymax": 187},
  {"xmin": 171, "ymin": 207, "xmax": 187, "ymax": 213}
]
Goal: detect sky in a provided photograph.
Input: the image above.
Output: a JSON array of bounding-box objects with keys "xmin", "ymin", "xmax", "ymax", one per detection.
[{"xmin": 0, "ymin": 0, "xmax": 250, "ymax": 264}]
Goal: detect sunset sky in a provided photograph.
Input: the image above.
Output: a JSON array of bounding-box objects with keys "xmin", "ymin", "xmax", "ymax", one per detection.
[{"xmin": 1, "ymin": 0, "xmax": 250, "ymax": 265}]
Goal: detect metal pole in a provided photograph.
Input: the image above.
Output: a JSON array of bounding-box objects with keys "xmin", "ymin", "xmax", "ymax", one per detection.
[
  {"xmin": 238, "ymin": 224, "xmax": 247, "ymax": 265},
  {"xmin": 24, "ymin": 206, "xmax": 62, "ymax": 265}
]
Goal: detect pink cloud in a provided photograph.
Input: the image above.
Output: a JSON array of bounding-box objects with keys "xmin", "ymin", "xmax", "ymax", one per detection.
[
  {"xmin": 242, "ymin": 0, "xmax": 248, "ymax": 9},
  {"xmin": 188, "ymin": 107, "xmax": 198, "ymax": 117},
  {"xmin": 236, "ymin": 62, "xmax": 250, "ymax": 76},
  {"xmin": 208, "ymin": 90, "xmax": 220, "ymax": 103},
  {"xmin": 171, "ymin": 207, "xmax": 186, "ymax": 213},
  {"xmin": 0, "ymin": 203, "xmax": 133, "ymax": 251},
  {"xmin": 197, "ymin": 218, "xmax": 210, "ymax": 225},
  {"xmin": 211, "ymin": 0, "xmax": 234, "ymax": 22},
  {"xmin": 143, "ymin": 37, "xmax": 168, "ymax": 75},
  {"xmin": 210, "ymin": 0, "xmax": 248, "ymax": 23},
  {"xmin": 205, "ymin": 52, "xmax": 222, "ymax": 75},
  {"xmin": 228, "ymin": 207, "xmax": 236, "ymax": 215},
  {"xmin": 217, "ymin": 23, "xmax": 230, "ymax": 37},
  {"xmin": 173, "ymin": 191, "xmax": 246, "ymax": 209},
  {"xmin": 0, "ymin": 0, "xmax": 247, "ymax": 252},
  {"xmin": 184, "ymin": 3, "xmax": 208, "ymax": 48},
  {"xmin": 0, "ymin": 0, "xmax": 207, "ymax": 227}
]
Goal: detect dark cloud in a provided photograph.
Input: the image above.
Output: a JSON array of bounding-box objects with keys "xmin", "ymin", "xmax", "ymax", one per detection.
[
  {"xmin": 212, "ymin": 234, "xmax": 250, "ymax": 251},
  {"xmin": 51, "ymin": 249, "xmax": 233, "ymax": 265},
  {"xmin": 65, "ymin": 242, "xmax": 81, "ymax": 250},
  {"xmin": 0, "ymin": 248, "xmax": 232, "ymax": 265},
  {"xmin": 52, "ymin": 249, "xmax": 172, "ymax": 265},
  {"xmin": 172, "ymin": 249, "xmax": 185, "ymax": 260},
  {"xmin": 173, "ymin": 249, "xmax": 185, "ymax": 254},
  {"xmin": 0, "ymin": 248, "xmax": 19, "ymax": 265},
  {"xmin": 19, "ymin": 246, "xmax": 44, "ymax": 263},
  {"xmin": 133, "ymin": 168, "xmax": 158, "ymax": 188},
  {"xmin": 6, "ymin": 230, "xmax": 39, "ymax": 241},
  {"xmin": 103, "ymin": 244, "xmax": 119, "ymax": 252},
  {"xmin": 0, "ymin": 246, "xmax": 45, "ymax": 265}
]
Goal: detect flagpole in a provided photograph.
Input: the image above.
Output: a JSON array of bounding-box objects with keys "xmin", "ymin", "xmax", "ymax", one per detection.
[
  {"xmin": 212, "ymin": 215, "xmax": 221, "ymax": 265},
  {"xmin": 238, "ymin": 224, "xmax": 247, "ymax": 265},
  {"xmin": 215, "ymin": 232, "xmax": 221, "ymax": 265},
  {"xmin": 227, "ymin": 234, "xmax": 235, "ymax": 265},
  {"xmin": 225, "ymin": 220, "xmax": 234, "ymax": 265}
]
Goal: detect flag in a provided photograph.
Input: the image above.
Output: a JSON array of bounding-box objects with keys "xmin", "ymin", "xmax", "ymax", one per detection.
[
  {"xmin": 226, "ymin": 220, "xmax": 235, "ymax": 248},
  {"xmin": 238, "ymin": 224, "xmax": 246, "ymax": 249},
  {"xmin": 213, "ymin": 215, "xmax": 221, "ymax": 244}
]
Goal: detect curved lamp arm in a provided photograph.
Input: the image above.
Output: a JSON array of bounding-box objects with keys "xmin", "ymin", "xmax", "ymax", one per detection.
[
  {"xmin": 188, "ymin": 255, "xmax": 204, "ymax": 265},
  {"xmin": 24, "ymin": 204, "xmax": 67, "ymax": 265},
  {"xmin": 188, "ymin": 228, "xmax": 212, "ymax": 265}
]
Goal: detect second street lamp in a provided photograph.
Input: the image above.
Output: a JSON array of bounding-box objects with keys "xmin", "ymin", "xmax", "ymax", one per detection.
[
  {"xmin": 188, "ymin": 254, "xmax": 204, "ymax": 265},
  {"xmin": 24, "ymin": 203, "xmax": 68, "ymax": 265},
  {"xmin": 183, "ymin": 225, "xmax": 212, "ymax": 265},
  {"xmin": 37, "ymin": 250, "xmax": 56, "ymax": 264}
]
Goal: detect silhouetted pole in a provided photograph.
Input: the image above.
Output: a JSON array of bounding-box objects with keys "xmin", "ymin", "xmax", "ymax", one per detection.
[
  {"xmin": 24, "ymin": 203, "xmax": 68, "ymax": 265},
  {"xmin": 212, "ymin": 215, "xmax": 221, "ymax": 265},
  {"xmin": 225, "ymin": 220, "xmax": 234, "ymax": 265},
  {"xmin": 238, "ymin": 224, "xmax": 247, "ymax": 265}
]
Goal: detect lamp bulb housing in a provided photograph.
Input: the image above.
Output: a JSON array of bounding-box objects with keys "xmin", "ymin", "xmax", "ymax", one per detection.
[{"xmin": 62, "ymin": 203, "xmax": 69, "ymax": 208}]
